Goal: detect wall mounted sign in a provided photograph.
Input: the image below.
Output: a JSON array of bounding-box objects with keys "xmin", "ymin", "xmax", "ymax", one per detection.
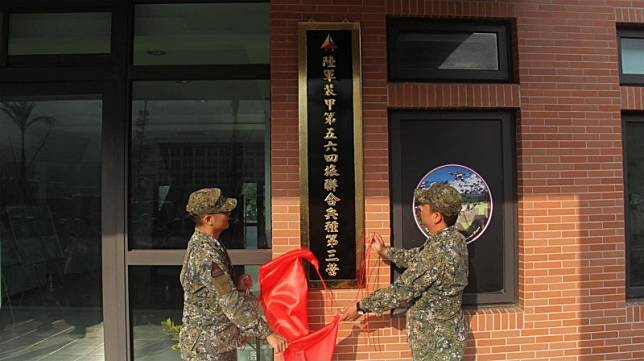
[
  {"xmin": 414, "ymin": 164, "xmax": 493, "ymax": 244},
  {"xmin": 298, "ymin": 22, "xmax": 364, "ymax": 287}
]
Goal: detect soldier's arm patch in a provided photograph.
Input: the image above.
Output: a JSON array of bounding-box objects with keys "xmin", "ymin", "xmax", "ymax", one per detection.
[{"xmin": 211, "ymin": 262, "xmax": 233, "ymax": 294}]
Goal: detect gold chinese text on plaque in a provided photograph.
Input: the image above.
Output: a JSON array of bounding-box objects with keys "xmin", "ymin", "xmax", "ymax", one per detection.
[{"xmin": 298, "ymin": 22, "xmax": 364, "ymax": 288}]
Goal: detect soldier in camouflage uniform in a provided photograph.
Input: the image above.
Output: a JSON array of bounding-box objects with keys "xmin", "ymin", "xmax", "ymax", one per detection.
[
  {"xmin": 179, "ymin": 188, "xmax": 287, "ymax": 361},
  {"xmin": 342, "ymin": 183, "xmax": 469, "ymax": 361}
]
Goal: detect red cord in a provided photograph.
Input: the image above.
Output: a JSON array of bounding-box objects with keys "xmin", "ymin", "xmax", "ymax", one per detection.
[
  {"xmin": 309, "ymin": 235, "xmax": 385, "ymax": 352},
  {"xmin": 312, "ymin": 261, "xmax": 340, "ymax": 311},
  {"xmin": 355, "ymin": 237, "xmax": 384, "ymax": 352}
]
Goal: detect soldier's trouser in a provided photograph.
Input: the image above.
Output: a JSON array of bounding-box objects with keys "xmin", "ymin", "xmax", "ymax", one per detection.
[
  {"xmin": 408, "ymin": 313, "xmax": 468, "ymax": 361},
  {"xmin": 181, "ymin": 349, "xmax": 236, "ymax": 361},
  {"xmin": 179, "ymin": 324, "xmax": 241, "ymax": 361}
]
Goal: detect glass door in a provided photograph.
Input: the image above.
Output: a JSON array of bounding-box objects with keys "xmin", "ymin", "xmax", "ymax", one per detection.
[
  {"xmin": 0, "ymin": 84, "xmax": 114, "ymax": 361},
  {"xmin": 126, "ymin": 79, "xmax": 273, "ymax": 361}
]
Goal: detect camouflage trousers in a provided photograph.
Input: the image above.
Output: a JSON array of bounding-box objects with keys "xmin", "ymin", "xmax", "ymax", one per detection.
[
  {"xmin": 407, "ymin": 312, "xmax": 468, "ymax": 361},
  {"xmin": 179, "ymin": 323, "xmax": 241, "ymax": 361},
  {"xmin": 181, "ymin": 349, "xmax": 236, "ymax": 361}
]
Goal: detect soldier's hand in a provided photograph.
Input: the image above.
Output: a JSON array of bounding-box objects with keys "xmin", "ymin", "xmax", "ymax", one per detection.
[
  {"xmin": 237, "ymin": 274, "xmax": 252, "ymax": 292},
  {"xmin": 266, "ymin": 333, "xmax": 288, "ymax": 353},
  {"xmin": 341, "ymin": 303, "xmax": 361, "ymax": 321},
  {"xmin": 371, "ymin": 233, "xmax": 387, "ymax": 258}
]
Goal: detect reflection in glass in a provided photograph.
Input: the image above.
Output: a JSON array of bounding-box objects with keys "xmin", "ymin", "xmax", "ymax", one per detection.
[
  {"xmin": 0, "ymin": 97, "xmax": 104, "ymax": 360},
  {"xmin": 129, "ymin": 80, "xmax": 270, "ymax": 249},
  {"xmin": 130, "ymin": 266, "xmax": 182, "ymax": 361},
  {"xmin": 134, "ymin": 3, "xmax": 269, "ymax": 65},
  {"xmin": 625, "ymin": 121, "xmax": 644, "ymax": 287},
  {"xmin": 130, "ymin": 266, "xmax": 272, "ymax": 361},
  {"xmin": 0, "ymin": 13, "xmax": 4, "ymax": 60},
  {"xmin": 9, "ymin": 13, "xmax": 111, "ymax": 55},
  {"xmin": 621, "ymin": 38, "xmax": 644, "ymax": 75},
  {"xmin": 397, "ymin": 31, "xmax": 499, "ymax": 71}
]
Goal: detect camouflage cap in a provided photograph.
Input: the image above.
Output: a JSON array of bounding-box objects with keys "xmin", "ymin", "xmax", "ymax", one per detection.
[
  {"xmin": 186, "ymin": 188, "xmax": 237, "ymax": 216},
  {"xmin": 414, "ymin": 183, "xmax": 462, "ymax": 217}
]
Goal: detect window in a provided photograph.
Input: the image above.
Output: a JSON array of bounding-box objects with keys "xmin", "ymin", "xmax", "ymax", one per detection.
[
  {"xmin": 624, "ymin": 114, "xmax": 644, "ymax": 298},
  {"xmin": 0, "ymin": 13, "xmax": 5, "ymax": 65},
  {"xmin": 389, "ymin": 111, "xmax": 517, "ymax": 305},
  {"xmin": 129, "ymin": 265, "xmax": 273, "ymax": 361},
  {"xmin": 6, "ymin": 12, "xmax": 112, "ymax": 66},
  {"xmin": 133, "ymin": 3, "xmax": 269, "ymax": 65},
  {"xmin": 129, "ymin": 80, "xmax": 271, "ymax": 250},
  {"xmin": 0, "ymin": 94, "xmax": 104, "ymax": 360},
  {"xmin": 387, "ymin": 18, "xmax": 513, "ymax": 82},
  {"xmin": 5, "ymin": 12, "xmax": 112, "ymax": 66},
  {"xmin": 618, "ymin": 28, "xmax": 644, "ymax": 85},
  {"xmin": 9, "ymin": 12, "xmax": 111, "ymax": 55},
  {"xmin": 126, "ymin": 3, "xmax": 271, "ymax": 360}
]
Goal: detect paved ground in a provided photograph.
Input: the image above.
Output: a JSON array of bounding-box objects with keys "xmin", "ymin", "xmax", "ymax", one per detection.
[{"xmin": 0, "ymin": 309, "xmax": 272, "ymax": 361}]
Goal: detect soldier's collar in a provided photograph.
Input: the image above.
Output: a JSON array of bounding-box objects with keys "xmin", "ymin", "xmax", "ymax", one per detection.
[
  {"xmin": 194, "ymin": 229, "xmax": 223, "ymax": 248},
  {"xmin": 426, "ymin": 226, "xmax": 453, "ymax": 243},
  {"xmin": 440, "ymin": 226, "xmax": 453, "ymax": 233},
  {"xmin": 429, "ymin": 226, "xmax": 450, "ymax": 236}
]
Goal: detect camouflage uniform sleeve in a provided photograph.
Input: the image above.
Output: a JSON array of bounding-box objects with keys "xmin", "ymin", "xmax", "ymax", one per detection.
[
  {"xmin": 193, "ymin": 246, "xmax": 272, "ymax": 339},
  {"xmin": 383, "ymin": 246, "xmax": 422, "ymax": 268},
  {"xmin": 359, "ymin": 246, "xmax": 443, "ymax": 314}
]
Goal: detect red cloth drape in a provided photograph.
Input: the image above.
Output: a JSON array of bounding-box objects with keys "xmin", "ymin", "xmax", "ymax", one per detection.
[
  {"xmin": 259, "ymin": 249, "xmax": 339, "ymax": 361},
  {"xmin": 259, "ymin": 249, "xmax": 316, "ymax": 341},
  {"xmin": 282, "ymin": 315, "xmax": 340, "ymax": 361}
]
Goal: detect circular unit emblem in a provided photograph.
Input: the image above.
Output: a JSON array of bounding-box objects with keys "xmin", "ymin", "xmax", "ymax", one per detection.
[{"xmin": 414, "ymin": 164, "xmax": 493, "ymax": 244}]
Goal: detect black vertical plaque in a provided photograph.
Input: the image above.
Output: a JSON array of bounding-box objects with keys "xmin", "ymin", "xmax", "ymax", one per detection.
[{"xmin": 298, "ymin": 23, "xmax": 363, "ymax": 287}]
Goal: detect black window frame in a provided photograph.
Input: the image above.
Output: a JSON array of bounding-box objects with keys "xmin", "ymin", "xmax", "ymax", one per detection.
[
  {"xmin": 617, "ymin": 27, "xmax": 644, "ymax": 85},
  {"xmin": 389, "ymin": 110, "xmax": 517, "ymax": 306},
  {"xmin": 622, "ymin": 112, "xmax": 644, "ymax": 299},
  {"xmin": 387, "ymin": 17, "xmax": 514, "ymax": 83}
]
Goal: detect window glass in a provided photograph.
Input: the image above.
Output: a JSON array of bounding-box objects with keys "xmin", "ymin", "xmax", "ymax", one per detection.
[
  {"xmin": 130, "ymin": 266, "xmax": 182, "ymax": 361},
  {"xmin": 625, "ymin": 120, "xmax": 644, "ymax": 291},
  {"xmin": 0, "ymin": 95, "xmax": 104, "ymax": 360},
  {"xmin": 129, "ymin": 266, "xmax": 273, "ymax": 361},
  {"xmin": 9, "ymin": 13, "xmax": 111, "ymax": 55},
  {"xmin": 129, "ymin": 80, "xmax": 270, "ymax": 250},
  {"xmin": 621, "ymin": 37, "xmax": 644, "ymax": 75},
  {"xmin": 388, "ymin": 18, "xmax": 511, "ymax": 82},
  {"xmin": 398, "ymin": 32, "xmax": 499, "ymax": 71},
  {"xmin": 134, "ymin": 3, "xmax": 269, "ymax": 65},
  {"xmin": 1, "ymin": 13, "xmax": 5, "ymax": 61}
]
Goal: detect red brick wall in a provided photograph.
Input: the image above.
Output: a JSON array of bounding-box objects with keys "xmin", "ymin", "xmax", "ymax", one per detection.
[{"xmin": 271, "ymin": 1, "xmax": 644, "ymax": 360}]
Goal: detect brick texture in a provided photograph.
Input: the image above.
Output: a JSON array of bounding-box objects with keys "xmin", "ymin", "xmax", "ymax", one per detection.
[
  {"xmin": 621, "ymin": 87, "xmax": 644, "ymax": 110},
  {"xmin": 272, "ymin": 0, "xmax": 644, "ymax": 360}
]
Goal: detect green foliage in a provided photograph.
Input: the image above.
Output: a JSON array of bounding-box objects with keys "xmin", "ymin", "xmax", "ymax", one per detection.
[{"xmin": 161, "ymin": 318, "xmax": 182, "ymax": 351}]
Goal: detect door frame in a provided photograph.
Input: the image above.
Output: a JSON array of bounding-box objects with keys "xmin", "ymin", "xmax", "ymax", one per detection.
[
  {"xmin": 0, "ymin": 82, "xmax": 130, "ymax": 361},
  {"xmin": 388, "ymin": 110, "xmax": 518, "ymax": 307}
]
